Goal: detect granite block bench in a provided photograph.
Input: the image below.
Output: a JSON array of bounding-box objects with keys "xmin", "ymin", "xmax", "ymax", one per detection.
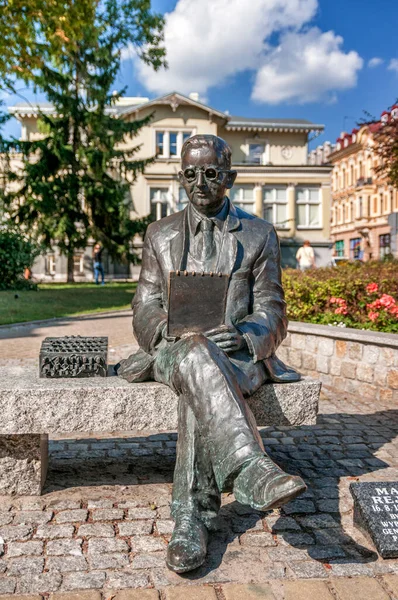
[{"xmin": 0, "ymin": 366, "xmax": 321, "ymax": 495}]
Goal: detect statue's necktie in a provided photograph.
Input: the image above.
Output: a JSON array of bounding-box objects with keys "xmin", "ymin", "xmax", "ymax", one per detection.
[{"xmin": 200, "ymin": 218, "xmax": 215, "ymax": 267}]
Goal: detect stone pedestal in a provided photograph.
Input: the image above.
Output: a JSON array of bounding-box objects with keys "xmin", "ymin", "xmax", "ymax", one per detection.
[
  {"xmin": 0, "ymin": 434, "xmax": 48, "ymax": 495},
  {"xmin": 0, "ymin": 366, "xmax": 321, "ymax": 495}
]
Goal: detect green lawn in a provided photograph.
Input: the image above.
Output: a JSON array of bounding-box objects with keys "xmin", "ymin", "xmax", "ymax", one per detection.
[{"xmin": 0, "ymin": 283, "xmax": 136, "ymax": 325}]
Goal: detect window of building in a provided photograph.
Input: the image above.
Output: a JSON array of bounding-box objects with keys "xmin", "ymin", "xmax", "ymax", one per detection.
[
  {"xmin": 349, "ymin": 238, "xmax": 362, "ymax": 260},
  {"xmin": 335, "ymin": 240, "xmax": 345, "ymax": 257},
  {"xmin": 156, "ymin": 131, "xmax": 164, "ymax": 155},
  {"xmin": 230, "ymin": 185, "xmax": 255, "ymax": 214},
  {"xmin": 73, "ymin": 253, "xmax": 84, "ymax": 274},
  {"xmin": 350, "ymin": 165, "xmax": 354, "ymax": 186},
  {"xmin": 380, "ymin": 194, "xmax": 384, "ymax": 214},
  {"xmin": 296, "ymin": 187, "xmax": 321, "ymax": 228},
  {"xmin": 263, "ymin": 186, "xmax": 288, "ymax": 227},
  {"xmin": 358, "ymin": 196, "xmax": 363, "ymax": 219},
  {"xmin": 177, "ymin": 187, "xmax": 188, "ymax": 212},
  {"xmin": 45, "ymin": 254, "xmax": 56, "ymax": 275},
  {"xmin": 373, "ymin": 196, "xmax": 378, "ymax": 214},
  {"xmin": 379, "ymin": 234, "xmax": 391, "ymax": 258},
  {"xmin": 169, "ymin": 132, "xmax": 178, "ymax": 157},
  {"xmin": 248, "ymin": 143, "xmax": 265, "ymax": 164},
  {"xmin": 155, "ymin": 130, "xmax": 192, "ymax": 158},
  {"xmin": 150, "ymin": 187, "xmax": 169, "ymax": 220}
]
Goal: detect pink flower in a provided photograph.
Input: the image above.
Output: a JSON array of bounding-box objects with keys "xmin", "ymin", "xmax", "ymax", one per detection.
[
  {"xmin": 379, "ymin": 294, "xmax": 396, "ymax": 309},
  {"xmin": 366, "ymin": 283, "xmax": 379, "ymax": 293},
  {"xmin": 368, "ymin": 311, "xmax": 379, "ymax": 322},
  {"xmin": 389, "ymin": 305, "xmax": 398, "ymax": 317},
  {"xmin": 330, "ymin": 297, "xmax": 337, "ymax": 303},
  {"xmin": 334, "ymin": 307, "xmax": 348, "ymax": 315}
]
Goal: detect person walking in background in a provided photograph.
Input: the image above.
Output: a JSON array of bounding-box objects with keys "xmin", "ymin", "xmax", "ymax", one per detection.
[
  {"xmin": 296, "ymin": 240, "xmax": 315, "ymax": 271},
  {"xmin": 93, "ymin": 243, "xmax": 105, "ymax": 285}
]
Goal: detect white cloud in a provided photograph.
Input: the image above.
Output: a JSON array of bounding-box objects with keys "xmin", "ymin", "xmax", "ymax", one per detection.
[
  {"xmin": 368, "ymin": 57, "xmax": 383, "ymax": 68},
  {"xmin": 252, "ymin": 28, "xmax": 363, "ymax": 104},
  {"xmin": 135, "ymin": 0, "xmax": 318, "ymax": 96},
  {"xmin": 131, "ymin": 0, "xmax": 363, "ymax": 105},
  {"xmin": 388, "ymin": 59, "xmax": 398, "ymax": 73}
]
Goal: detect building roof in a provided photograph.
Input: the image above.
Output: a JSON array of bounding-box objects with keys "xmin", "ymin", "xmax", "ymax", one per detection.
[{"xmin": 8, "ymin": 93, "xmax": 325, "ymax": 134}]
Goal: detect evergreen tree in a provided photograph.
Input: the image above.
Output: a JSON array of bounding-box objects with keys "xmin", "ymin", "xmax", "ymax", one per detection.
[{"xmin": 5, "ymin": 0, "xmax": 165, "ymax": 281}]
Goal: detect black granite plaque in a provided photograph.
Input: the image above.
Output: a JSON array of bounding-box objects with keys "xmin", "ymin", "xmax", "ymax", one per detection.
[
  {"xmin": 350, "ymin": 481, "xmax": 398, "ymax": 558},
  {"xmin": 39, "ymin": 336, "xmax": 108, "ymax": 378}
]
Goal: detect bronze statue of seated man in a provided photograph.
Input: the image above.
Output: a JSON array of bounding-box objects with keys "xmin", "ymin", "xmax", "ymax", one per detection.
[{"xmin": 118, "ymin": 134, "xmax": 306, "ymax": 573}]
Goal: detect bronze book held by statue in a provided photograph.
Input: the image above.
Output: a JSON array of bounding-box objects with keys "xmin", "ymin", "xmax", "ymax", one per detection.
[{"xmin": 167, "ymin": 271, "xmax": 229, "ymax": 337}]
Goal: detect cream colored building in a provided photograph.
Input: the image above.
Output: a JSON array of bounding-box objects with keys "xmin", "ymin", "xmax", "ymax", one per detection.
[
  {"xmin": 329, "ymin": 107, "xmax": 398, "ymax": 260},
  {"xmin": 9, "ymin": 92, "xmax": 332, "ymax": 279}
]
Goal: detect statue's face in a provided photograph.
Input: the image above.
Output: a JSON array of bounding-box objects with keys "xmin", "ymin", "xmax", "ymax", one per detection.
[{"xmin": 179, "ymin": 145, "xmax": 236, "ymax": 214}]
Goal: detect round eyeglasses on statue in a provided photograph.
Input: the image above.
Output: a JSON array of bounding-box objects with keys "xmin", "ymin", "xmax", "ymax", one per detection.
[{"xmin": 182, "ymin": 166, "xmax": 230, "ymax": 182}]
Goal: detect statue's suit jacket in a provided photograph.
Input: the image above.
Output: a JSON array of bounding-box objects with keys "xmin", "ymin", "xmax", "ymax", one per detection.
[{"xmin": 119, "ymin": 200, "xmax": 299, "ymax": 385}]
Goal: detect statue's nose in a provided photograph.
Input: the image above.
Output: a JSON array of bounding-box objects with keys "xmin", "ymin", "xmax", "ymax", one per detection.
[{"xmin": 197, "ymin": 170, "xmax": 206, "ymax": 186}]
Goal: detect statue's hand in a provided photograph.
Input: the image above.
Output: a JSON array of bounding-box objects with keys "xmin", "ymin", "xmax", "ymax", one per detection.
[{"xmin": 204, "ymin": 325, "xmax": 247, "ymax": 353}]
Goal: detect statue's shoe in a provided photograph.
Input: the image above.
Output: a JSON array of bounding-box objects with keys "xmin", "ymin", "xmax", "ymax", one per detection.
[
  {"xmin": 166, "ymin": 513, "xmax": 208, "ymax": 573},
  {"xmin": 233, "ymin": 456, "xmax": 307, "ymax": 512}
]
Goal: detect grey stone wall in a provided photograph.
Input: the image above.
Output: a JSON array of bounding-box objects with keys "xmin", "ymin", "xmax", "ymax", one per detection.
[{"xmin": 278, "ymin": 322, "xmax": 398, "ymax": 402}]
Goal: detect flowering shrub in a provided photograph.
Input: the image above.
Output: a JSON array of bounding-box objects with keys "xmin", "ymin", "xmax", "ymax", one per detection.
[{"xmin": 283, "ymin": 260, "xmax": 398, "ymax": 333}]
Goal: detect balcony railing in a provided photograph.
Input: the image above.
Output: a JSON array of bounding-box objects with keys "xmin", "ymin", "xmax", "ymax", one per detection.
[{"xmin": 356, "ymin": 177, "xmax": 373, "ymax": 187}]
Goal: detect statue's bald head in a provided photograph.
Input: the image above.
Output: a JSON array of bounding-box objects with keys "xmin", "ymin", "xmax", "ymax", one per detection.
[{"xmin": 181, "ymin": 134, "xmax": 232, "ymax": 169}]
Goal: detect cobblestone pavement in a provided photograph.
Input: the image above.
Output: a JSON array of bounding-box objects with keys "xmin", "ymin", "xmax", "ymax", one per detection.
[
  {"xmin": 0, "ymin": 390, "xmax": 395, "ymax": 597},
  {"xmin": 0, "ymin": 310, "xmax": 136, "ymax": 362}
]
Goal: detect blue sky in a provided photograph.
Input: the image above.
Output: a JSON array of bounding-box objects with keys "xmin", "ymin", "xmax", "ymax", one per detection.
[{"xmin": 3, "ymin": 0, "xmax": 398, "ymax": 148}]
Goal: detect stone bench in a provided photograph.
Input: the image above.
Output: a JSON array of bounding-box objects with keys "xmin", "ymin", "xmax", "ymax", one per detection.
[{"xmin": 0, "ymin": 366, "xmax": 321, "ymax": 495}]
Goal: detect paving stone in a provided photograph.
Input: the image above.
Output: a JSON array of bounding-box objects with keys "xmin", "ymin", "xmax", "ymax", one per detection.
[
  {"xmin": 62, "ymin": 571, "xmax": 106, "ymax": 591},
  {"xmin": 46, "ymin": 500, "xmax": 82, "ymax": 510},
  {"xmin": 87, "ymin": 499, "xmax": 114, "ymax": 508},
  {"xmin": 78, "ymin": 523, "xmax": 115, "ymax": 537},
  {"xmin": 240, "ymin": 532, "xmax": 276, "ymax": 547},
  {"xmin": 308, "ymin": 545, "xmax": 347, "ymax": 560},
  {"xmin": 222, "ymin": 583, "xmax": 276, "ymax": 599},
  {"xmin": 131, "ymin": 552, "xmax": 166, "ymax": 569},
  {"xmin": 55, "ymin": 509, "xmax": 88, "ymax": 523},
  {"xmin": 89, "ymin": 552, "xmax": 129, "ymax": 569},
  {"xmin": 47, "ymin": 555, "xmax": 88, "ymax": 572},
  {"xmin": 0, "ymin": 525, "xmax": 32, "ymax": 541},
  {"xmin": 113, "ymin": 591, "xmax": 159, "ymax": 600},
  {"xmin": 46, "ymin": 538, "xmax": 83, "ymax": 556},
  {"xmin": 35, "ymin": 524, "xmax": 75, "ymax": 539},
  {"xmin": 282, "ymin": 500, "xmax": 316, "ymax": 515},
  {"xmin": 105, "ymin": 571, "xmax": 150, "ymax": 589},
  {"xmin": 282, "ymin": 580, "xmax": 334, "ymax": 600},
  {"xmin": 164, "ymin": 587, "xmax": 218, "ymax": 599},
  {"xmin": 14, "ymin": 510, "xmax": 53, "ymax": 525},
  {"xmin": 91, "ymin": 508, "xmax": 124, "ymax": 521},
  {"xmin": 128, "ymin": 508, "xmax": 157, "ymax": 519},
  {"xmin": 329, "ymin": 562, "xmax": 374, "ymax": 577},
  {"xmin": 88, "ymin": 537, "xmax": 128, "ymax": 554},
  {"xmin": 280, "ymin": 532, "xmax": 315, "ymax": 547},
  {"xmin": 331, "ymin": 576, "xmax": 390, "ymax": 599},
  {"xmin": 7, "ymin": 556, "xmax": 44, "ymax": 575},
  {"xmin": 381, "ymin": 574, "xmax": 398, "ymax": 599},
  {"xmin": 17, "ymin": 572, "xmax": 62, "ymax": 594},
  {"xmin": 156, "ymin": 520, "xmax": 174, "ymax": 534},
  {"xmin": 118, "ymin": 520, "xmax": 154, "ymax": 535},
  {"xmin": 130, "ymin": 536, "xmax": 166, "ymax": 552},
  {"xmin": 289, "ymin": 560, "xmax": 328, "ymax": 578},
  {"xmin": 0, "ymin": 578, "xmax": 17, "ymax": 594},
  {"xmin": 0, "ymin": 596, "xmax": 40, "ymax": 600},
  {"xmin": 266, "ymin": 516, "xmax": 301, "ymax": 532},
  {"xmin": 0, "ymin": 512, "xmax": 13, "ymax": 526},
  {"xmin": 50, "ymin": 593, "xmax": 102, "ymax": 600},
  {"xmin": 298, "ymin": 514, "xmax": 339, "ymax": 529},
  {"xmin": 7, "ymin": 540, "xmax": 44, "ymax": 557}
]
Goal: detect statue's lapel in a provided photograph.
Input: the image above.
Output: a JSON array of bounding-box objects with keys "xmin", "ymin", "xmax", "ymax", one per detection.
[
  {"xmin": 217, "ymin": 200, "xmax": 240, "ymax": 276},
  {"xmin": 169, "ymin": 208, "xmax": 187, "ymax": 271}
]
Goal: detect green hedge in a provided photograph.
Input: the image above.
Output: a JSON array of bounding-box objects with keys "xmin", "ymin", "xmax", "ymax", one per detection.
[
  {"xmin": 283, "ymin": 260, "xmax": 398, "ymax": 333},
  {"xmin": 0, "ymin": 228, "xmax": 39, "ymax": 290}
]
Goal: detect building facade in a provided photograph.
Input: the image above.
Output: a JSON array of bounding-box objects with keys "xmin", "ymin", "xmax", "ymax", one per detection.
[
  {"xmin": 9, "ymin": 92, "xmax": 333, "ymax": 279},
  {"xmin": 329, "ymin": 107, "xmax": 398, "ymax": 261}
]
